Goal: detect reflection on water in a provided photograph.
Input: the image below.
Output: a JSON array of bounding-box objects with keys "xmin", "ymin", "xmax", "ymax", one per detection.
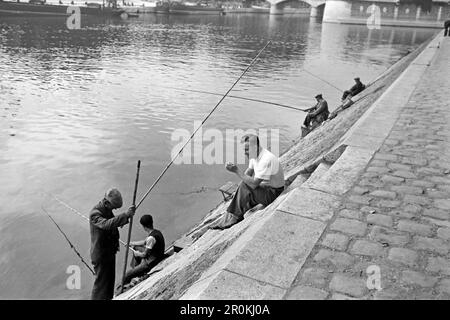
[{"xmin": 0, "ymin": 14, "xmax": 437, "ymax": 299}]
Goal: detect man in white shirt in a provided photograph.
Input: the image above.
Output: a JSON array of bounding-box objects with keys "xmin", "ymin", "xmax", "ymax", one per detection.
[{"xmin": 212, "ymin": 134, "xmax": 285, "ymax": 230}]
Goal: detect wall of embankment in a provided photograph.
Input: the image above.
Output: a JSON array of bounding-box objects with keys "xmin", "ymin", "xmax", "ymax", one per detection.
[{"xmin": 115, "ymin": 30, "xmax": 442, "ymax": 300}]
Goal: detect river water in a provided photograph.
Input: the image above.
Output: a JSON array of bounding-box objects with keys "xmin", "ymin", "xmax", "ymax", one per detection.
[{"xmin": 0, "ymin": 13, "xmax": 437, "ymax": 299}]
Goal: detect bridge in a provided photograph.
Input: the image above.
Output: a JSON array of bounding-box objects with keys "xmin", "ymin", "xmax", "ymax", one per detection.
[{"xmin": 266, "ymin": 0, "xmax": 326, "ymax": 16}]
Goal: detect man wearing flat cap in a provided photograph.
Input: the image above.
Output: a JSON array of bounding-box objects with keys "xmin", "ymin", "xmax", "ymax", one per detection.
[
  {"xmin": 342, "ymin": 77, "xmax": 365, "ymax": 101},
  {"xmin": 89, "ymin": 188, "xmax": 135, "ymax": 300},
  {"xmin": 302, "ymin": 94, "xmax": 329, "ymax": 129}
]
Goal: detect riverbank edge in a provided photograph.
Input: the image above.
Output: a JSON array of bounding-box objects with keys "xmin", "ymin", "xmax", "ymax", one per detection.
[{"xmin": 115, "ymin": 30, "xmax": 441, "ymax": 300}]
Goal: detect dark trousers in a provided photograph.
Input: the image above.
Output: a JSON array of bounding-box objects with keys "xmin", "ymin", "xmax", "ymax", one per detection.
[
  {"xmin": 303, "ymin": 112, "xmax": 328, "ymax": 128},
  {"xmin": 303, "ymin": 113, "xmax": 313, "ymax": 127},
  {"xmin": 342, "ymin": 90, "xmax": 351, "ymax": 100},
  {"xmin": 91, "ymin": 256, "xmax": 116, "ymax": 300},
  {"xmin": 227, "ymin": 182, "xmax": 284, "ymax": 218},
  {"xmin": 445, "ymin": 26, "xmax": 449, "ymax": 37},
  {"xmin": 122, "ymin": 254, "xmax": 160, "ymax": 285}
]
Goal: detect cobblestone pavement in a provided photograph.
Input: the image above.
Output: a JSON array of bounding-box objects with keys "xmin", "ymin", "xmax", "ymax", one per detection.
[{"xmin": 284, "ymin": 37, "xmax": 450, "ymax": 300}]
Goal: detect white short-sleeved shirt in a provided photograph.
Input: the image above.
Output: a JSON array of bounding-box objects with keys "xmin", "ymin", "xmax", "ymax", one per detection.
[
  {"xmin": 145, "ymin": 235, "xmax": 156, "ymax": 250},
  {"xmin": 248, "ymin": 148, "xmax": 284, "ymax": 188}
]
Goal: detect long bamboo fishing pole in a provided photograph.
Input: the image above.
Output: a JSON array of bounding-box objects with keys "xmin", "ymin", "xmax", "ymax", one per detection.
[
  {"xmin": 120, "ymin": 160, "xmax": 141, "ymax": 293},
  {"xmin": 42, "ymin": 206, "xmax": 96, "ymax": 276}
]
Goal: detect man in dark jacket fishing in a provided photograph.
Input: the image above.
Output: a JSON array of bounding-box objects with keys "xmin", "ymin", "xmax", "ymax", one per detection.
[
  {"xmin": 342, "ymin": 77, "xmax": 365, "ymax": 101},
  {"xmin": 90, "ymin": 188, "xmax": 135, "ymax": 300},
  {"xmin": 445, "ymin": 19, "xmax": 450, "ymax": 37},
  {"xmin": 302, "ymin": 94, "xmax": 329, "ymax": 129}
]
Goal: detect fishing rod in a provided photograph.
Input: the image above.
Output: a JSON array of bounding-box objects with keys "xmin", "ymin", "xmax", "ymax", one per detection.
[
  {"xmin": 155, "ymin": 85, "xmax": 309, "ymax": 112},
  {"xmin": 303, "ymin": 68, "xmax": 344, "ymax": 93},
  {"xmin": 47, "ymin": 192, "xmax": 136, "ymax": 253},
  {"xmin": 42, "ymin": 206, "xmax": 96, "ymax": 276},
  {"xmin": 135, "ymin": 40, "xmax": 273, "ymax": 209},
  {"xmin": 120, "ymin": 160, "xmax": 141, "ymax": 294}
]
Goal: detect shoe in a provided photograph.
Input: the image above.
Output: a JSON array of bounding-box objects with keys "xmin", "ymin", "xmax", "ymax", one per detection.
[
  {"xmin": 246, "ymin": 204, "xmax": 265, "ymax": 214},
  {"xmin": 210, "ymin": 212, "xmax": 242, "ymax": 230}
]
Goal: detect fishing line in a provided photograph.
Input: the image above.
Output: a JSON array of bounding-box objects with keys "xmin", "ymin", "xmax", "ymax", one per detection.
[
  {"xmin": 42, "ymin": 206, "xmax": 96, "ymax": 276},
  {"xmin": 47, "ymin": 192, "xmax": 135, "ymax": 252},
  {"xmin": 154, "ymin": 85, "xmax": 309, "ymax": 112},
  {"xmin": 302, "ymin": 68, "xmax": 344, "ymax": 93}
]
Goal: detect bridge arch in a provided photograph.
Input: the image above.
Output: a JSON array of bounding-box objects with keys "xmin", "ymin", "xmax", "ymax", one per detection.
[{"xmin": 264, "ymin": 0, "xmax": 326, "ymax": 15}]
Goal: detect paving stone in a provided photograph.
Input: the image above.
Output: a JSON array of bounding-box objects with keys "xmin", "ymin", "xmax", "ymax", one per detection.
[
  {"xmin": 372, "ymin": 199, "xmax": 401, "ymax": 208},
  {"xmin": 366, "ymin": 214, "xmax": 393, "ymax": 227},
  {"xmin": 426, "ymin": 257, "xmax": 450, "ymax": 276},
  {"xmin": 367, "ymin": 167, "xmax": 390, "ymax": 174},
  {"xmin": 359, "ymin": 179, "xmax": 383, "ymax": 188},
  {"xmin": 401, "ymin": 157, "xmax": 427, "ymax": 166},
  {"xmin": 413, "ymin": 236, "xmax": 448, "ymax": 255},
  {"xmin": 360, "ymin": 206, "xmax": 379, "ymax": 214},
  {"xmin": 397, "ymin": 220, "xmax": 433, "ymax": 236},
  {"xmin": 313, "ymin": 249, "xmax": 355, "ymax": 268},
  {"xmin": 434, "ymin": 199, "xmax": 450, "ymax": 210},
  {"xmin": 437, "ymin": 184, "xmax": 450, "ymax": 192},
  {"xmin": 299, "ymin": 268, "xmax": 329, "ymax": 287},
  {"xmin": 330, "ymin": 293, "xmax": 359, "ymax": 300},
  {"xmin": 352, "ymin": 186, "xmax": 370, "ymax": 195},
  {"xmin": 371, "ymin": 160, "xmax": 387, "ymax": 167},
  {"xmin": 370, "ymin": 190, "xmax": 397, "ymax": 200},
  {"xmin": 381, "ymin": 175, "xmax": 405, "ymax": 184},
  {"xmin": 374, "ymin": 153, "xmax": 398, "ymax": 161},
  {"xmin": 437, "ymin": 279, "xmax": 450, "ymax": 295},
  {"xmin": 402, "ymin": 270, "xmax": 438, "ymax": 288},
  {"xmin": 330, "ymin": 218, "xmax": 367, "ymax": 236},
  {"xmin": 329, "ymin": 274, "xmax": 367, "ymax": 297},
  {"xmin": 350, "ymin": 240, "xmax": 384, "ymax": 257},
  {"xmin": 373, "ymin": 288, "xmax": 404, "ymax": 300},
  {"xmin": 428, "ymin": 176, "xmax": 450, "ymax": 184},
  {"xmin": 422, "ymin": 209, "xmax": 450, "ymax": 220},
  {"xmin": 390, "ymin": 186, "xmax": 424, "ymax": 195},
  {"xmin": 321, "ymin": 233, "xmax": 350, "ymax": 251},
  {"xmin": 422, "ymin": 217, "xmax": 450, "ymax": 229},
  {"xmin": 338, "ymin": 209, "xmax": 363, "ymax": 220},
  {"xmin": 437, "ymin": 227, "xmax": 450, "ymax": 240},
  {"xmin": 348, "ymin": 195, "xmax": 372, "ymax": 205},
  {"xmin": 402, "ymin": 204, "xmax": 422, "ymax": 214},
  {"xmin": 403, "ymin": 195, "xmax": 431, "ymax": 206},
  {"xmin": 387, "ymin": 163, "xmax": 412, "ymax": 171},
  {"xmin": 417, "ymin": 167, "xmax": 443, "ymax": 175},
  {"xmin": 285, "ymin": 286, "xmax": 328, "ymax": 300},
  {"xmin": 412, "ymin": 180, "xmax": 435, "ymax": 188},
  {"xmin": 387, "ymin": 248, "xmax": 418, "ymax": 266},
  {"xmin": 392, "ymin": 170, "xmax": 417, "ymax": 179},
  {"xmin": 369, "ymin": 226, "xmax": 410, "ymax": 246},
  {"xmin": 386, "ymin": 209, "xmax": 415, "ymax": 219},
  {"xmin": 426, "ymin": 190, "xmax": 448, "ymax": 199}
]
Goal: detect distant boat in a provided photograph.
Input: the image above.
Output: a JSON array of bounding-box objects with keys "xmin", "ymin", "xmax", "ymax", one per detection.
[
  {"xmin": 155, "ymin": 0, "xmax": 224, "ymax": 15},
  {"xmin": 0, "ymin": 0, "xmax": 125, "ymax": 17}
]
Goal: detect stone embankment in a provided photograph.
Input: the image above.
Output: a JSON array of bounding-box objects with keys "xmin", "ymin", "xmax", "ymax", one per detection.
[{"xmin": 116, "ymin": 31, "xmax": 447, "ymax": 300}]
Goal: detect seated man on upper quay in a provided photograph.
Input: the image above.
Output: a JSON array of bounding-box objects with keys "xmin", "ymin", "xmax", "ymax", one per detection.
[{"xmin": 342, "ymin": 77, "xmax": 365, "ymax": 101}]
